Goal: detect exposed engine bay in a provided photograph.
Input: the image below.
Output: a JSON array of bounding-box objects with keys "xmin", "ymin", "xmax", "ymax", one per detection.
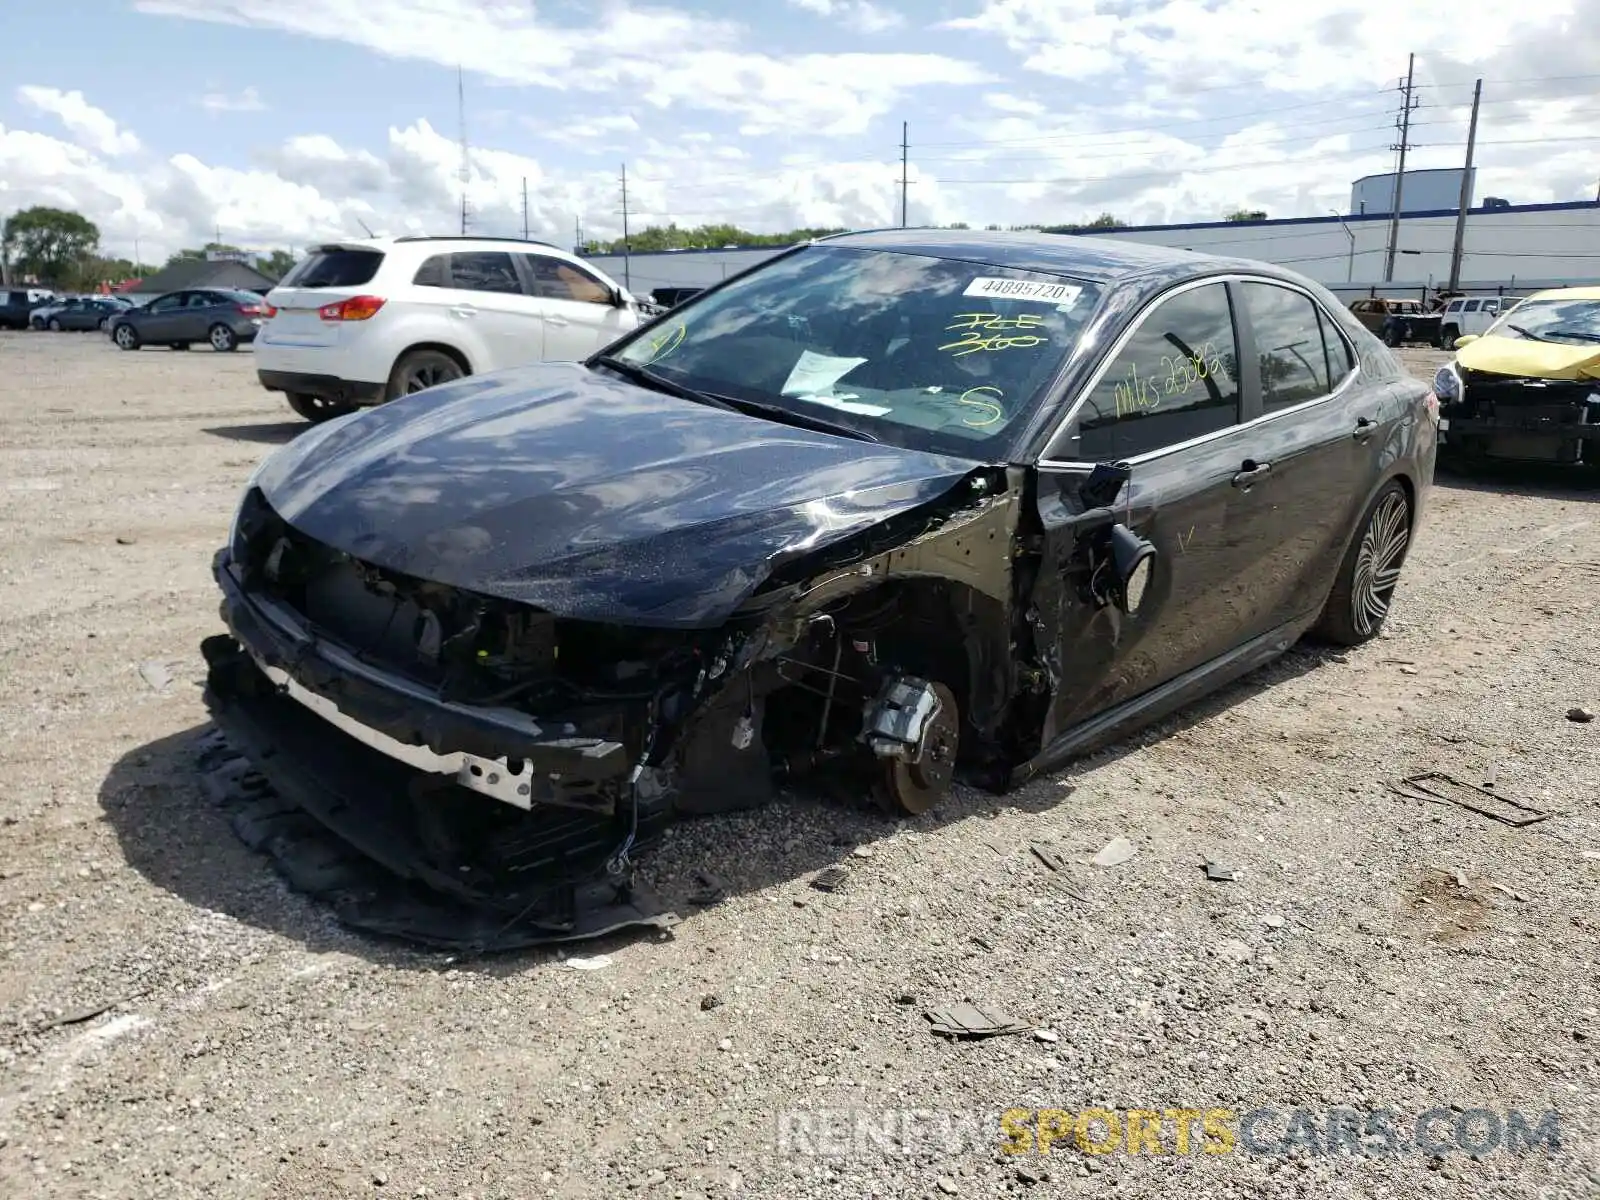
[{"xmin": 202, "ymin": 470, "xmax": 1052, "ymax": 950}]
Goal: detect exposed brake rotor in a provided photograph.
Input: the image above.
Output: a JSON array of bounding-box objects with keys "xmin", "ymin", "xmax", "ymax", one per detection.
[{"xmin": 880, "ymin": 681, "xmax": 959, "ymax": 817}]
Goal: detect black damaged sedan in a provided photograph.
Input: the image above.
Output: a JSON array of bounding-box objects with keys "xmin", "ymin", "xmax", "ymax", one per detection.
[{"xmin": 203, "ymin": 230, "xmax": 1437, "ymax": 947}]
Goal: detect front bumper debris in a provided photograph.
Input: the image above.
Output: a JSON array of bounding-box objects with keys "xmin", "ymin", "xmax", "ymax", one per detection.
[
  {"xmin": 200, "ymin": 635, "xmax": 677, "ymax": 950},
  {"xmin": 1441, "ymin": 375, "xmax": 1600, "ymax": 464}
]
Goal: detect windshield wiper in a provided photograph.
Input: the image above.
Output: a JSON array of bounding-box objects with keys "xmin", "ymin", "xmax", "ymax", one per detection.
[
  {"xmin": 1542, "ymin": 328, "xmax": 1600, "ymax": 343},
  {"xmin": 593, "ymin": 355, "xmax": 877, "ymax": 442},
  {"xmin": 716, "ymin": 395, "xmax": 879, "ymax": 443},
  {"xmin": 1504, "ymin": 323, "xmax": 1548, "ymax": 342},
  {"xmin": 592, "ymin": 354, "xmax": 741, "ymax": 412}
]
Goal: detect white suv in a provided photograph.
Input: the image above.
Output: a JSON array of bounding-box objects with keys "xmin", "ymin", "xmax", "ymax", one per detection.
[
  {"xmin": 255, "ymin": 236, "xmax": 646, "ymax": 422},
  {"xmin": 1439, "ymin": 295, "xmax": 1523, "ymax": 347}
]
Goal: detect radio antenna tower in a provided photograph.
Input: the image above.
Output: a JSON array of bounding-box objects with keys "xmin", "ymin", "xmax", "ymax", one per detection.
[{"xmin": 457, "ymin": 66, "xmax": 471, "ymax": 234}]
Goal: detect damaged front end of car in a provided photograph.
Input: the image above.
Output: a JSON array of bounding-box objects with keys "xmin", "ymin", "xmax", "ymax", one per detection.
[{"xmin": 201, "ymin": 463, "xmax": 1038, "ymax": 950}]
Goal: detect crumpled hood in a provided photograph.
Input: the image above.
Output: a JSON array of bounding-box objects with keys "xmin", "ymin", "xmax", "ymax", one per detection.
[
  {"xmin": 253, "ymin": 362, "xmax": 982, "ymax": 627},
  {"xmin": 1456, "ymin": 335, "xmax": 1600, "ymax": 381}
]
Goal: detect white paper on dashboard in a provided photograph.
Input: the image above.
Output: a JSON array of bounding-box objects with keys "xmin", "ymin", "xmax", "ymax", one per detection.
[
  {"xmin": 791, "ymin": 393, "xmax": 892, "ymax": 416},
  {"xmin": 782, "ymin": 349, "xmax": 867, "ymax": 396}
]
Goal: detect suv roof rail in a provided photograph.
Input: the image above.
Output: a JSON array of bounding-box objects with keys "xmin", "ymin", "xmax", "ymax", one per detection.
[{"xmin": 392, "ymin": 234, "xmax": 561, "ymax": 250}]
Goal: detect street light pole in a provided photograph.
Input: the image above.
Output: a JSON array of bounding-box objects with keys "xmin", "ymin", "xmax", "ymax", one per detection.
[{"xmin": 1329, "ymin": 210, "xmax": 1355, "ymax": 282}]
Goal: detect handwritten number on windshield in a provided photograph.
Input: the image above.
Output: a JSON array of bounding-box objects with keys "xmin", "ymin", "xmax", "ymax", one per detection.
[{"xmin": 939, "ymin": 312, "xmax": 1050, "ymax": 356}]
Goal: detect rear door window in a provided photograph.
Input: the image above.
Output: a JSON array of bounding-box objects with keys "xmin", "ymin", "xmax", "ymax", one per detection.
[
  {"xmin": 148, "ymin": 294, "xmax": 185, "ymax": 313},
  {"xmin": 1238, "ymin": 282, "xmax": 1333, "ymax": 413},
  {"xmin": 280, "ymin": 248, "xmax": 385, "ymax": 289},
  {"xmin": 1464, "ymin": 299, "xmax": 1481, "ymax": 312},
  {"xmin": 1073, "ymin": 281, "xmax": 1242, "ymax": 460},
  {"xmin": 447, "ymin": 251, "xmax": 522, "ymax": 295}
]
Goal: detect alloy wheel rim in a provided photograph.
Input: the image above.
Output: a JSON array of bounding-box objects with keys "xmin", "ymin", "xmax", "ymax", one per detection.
[
  {"xmin": 1351, "ymin": 491, "xmax": 1410, "ymax": 636},
  {"xmin": 212, "ymin": 327, "xmax": 231, "ymax": 349},
  {"xmin": 405, "ymin": 362, "xmax": 457, "ymax": 393},
  {"xmin": 115, "ymin": 326, "xmax": 133, "ymax": 347}
]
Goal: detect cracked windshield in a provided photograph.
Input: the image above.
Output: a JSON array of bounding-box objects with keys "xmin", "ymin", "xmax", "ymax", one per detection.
[{"xmin": 611, "ymin": 245, "xmax": 1102, "ymax": 454}]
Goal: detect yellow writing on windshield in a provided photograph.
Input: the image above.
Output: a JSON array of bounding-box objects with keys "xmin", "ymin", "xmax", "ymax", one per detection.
[
  {"xmin": 957, "ymin": 385, "xmax": 1005, "ymax": 427},
  {"xmin": 940, "ymin": 312, "xmax": 1050, "ymax": 356},
  {"xmin": 642, "ymin": 323, "xmax": 686, "ymax": 364}
]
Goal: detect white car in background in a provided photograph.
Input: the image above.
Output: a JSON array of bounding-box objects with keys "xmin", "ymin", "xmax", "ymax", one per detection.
[
  {"xmin": 255, "ymin": 236, "xmax": 647, "ymax": 422},
  {"xmin": 1438, "ymin": 294, "xmax": 1523, "ymax": 348}
]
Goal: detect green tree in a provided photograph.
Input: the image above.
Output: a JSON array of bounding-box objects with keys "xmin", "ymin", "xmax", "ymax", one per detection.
[
  {"xmin": 1086, "ymin": 212, "xmax": 1126, "ymax": 228},
  {"xmin": 2, "ymin": 206, "xmax": 101, "ymax": 285},
  {"xmin": 584, "ymin": 222, "xmax": 847, "ymax": 255},
  {"xmin": 259, "ymin": 249, "xmax": 298, "ymax": 280},
  {"xmin": 1225, "ymin": 209, "xmax": 1267, "ymax": 222}
]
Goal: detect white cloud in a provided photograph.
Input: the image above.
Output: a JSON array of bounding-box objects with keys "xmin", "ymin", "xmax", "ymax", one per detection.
[
  {"xmin": 786, "ymin": 0, "xmax": 906, "ymax": 34},
  {"xmin": 7, "ymin": 0, "xmax": 1600, "ymax": 268},
  {"xmin": 200, "ymin": 86, "xmax": 266, "ymax": 113},
  {"xmin": 16, "ymin": 86, "xmax": 140, "ymax": 156},
  {"xmin": 133, "ymin": 0, "xmax": 970, "ymax": 135}
]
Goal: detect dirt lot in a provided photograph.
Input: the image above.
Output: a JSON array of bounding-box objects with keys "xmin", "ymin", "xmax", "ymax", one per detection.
[{"xmin": 0, "ymin": 331, "xmax": 1597, "ymax": 1200}]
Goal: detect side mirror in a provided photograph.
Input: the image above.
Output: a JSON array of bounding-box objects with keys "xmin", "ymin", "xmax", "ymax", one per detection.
[
  {"xmin": 1107, "ymin": 522, "xmax": 1156, "ymax": 615},
  {"xmin": 1454, "ymin": 334, "xmax": 1479, "ymax": 348}
]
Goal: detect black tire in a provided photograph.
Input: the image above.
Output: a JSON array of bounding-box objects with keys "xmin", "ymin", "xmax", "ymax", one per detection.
[
  {"xmin": 97, "ymin": 316, "xmax": 109, "ymax": 332},
  {"xmin": 285, "ymin": 393, "xmax": 357, "ymax": 423},
  {"xmin": 208, "ymin": 323, "xmax": 238, "ymax": 352},
  {"xmin": 47, "ymin": 317, "xmax": 62, "ymax": 332},
  {"xmin": 1441, "ymin": 324, "xmax": 1460, "ymax": 348},
  {"xmin": 1312, "ymin": 480, "xmax": 1413, "ymax": 646},
  {"xmin": 112, "ymin": 323, "xmax": 141, "ymax": 351},
  {"xmin": 384, "ymin": 348, "xmax": 466, "ymax": 401}
]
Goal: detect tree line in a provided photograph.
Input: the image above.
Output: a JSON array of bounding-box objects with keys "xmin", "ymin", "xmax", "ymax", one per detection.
[{"xmin": 0, "ymin": 205, "xmax": 296, "ymax": 290}]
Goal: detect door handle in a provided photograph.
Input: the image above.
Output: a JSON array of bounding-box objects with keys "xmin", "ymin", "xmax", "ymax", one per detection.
[
  {"xmin": 1231, "ymin": 460, "xmax": 1271, "ymax": 489},
  {"xmin": 450, "ymin": 305, "xmax": 477, "ymax": 318},
  {"xmin": 544, "ymin": 314, "xmax": 568, "ymax": 326},
  {"xmin": 1353, "ymin": 416, "xmax": 1378, "ymax": 442}
]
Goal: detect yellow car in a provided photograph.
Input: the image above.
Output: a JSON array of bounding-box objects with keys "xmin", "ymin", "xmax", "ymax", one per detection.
[{"xmin": 1434, "ymin": 286, "xmax": 1600, "ymax": 467}]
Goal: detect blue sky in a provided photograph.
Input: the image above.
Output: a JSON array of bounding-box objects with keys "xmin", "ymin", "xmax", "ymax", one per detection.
[{"xmin": 1, "ymin": 0, "xmax": 1594, "ymax": 262}]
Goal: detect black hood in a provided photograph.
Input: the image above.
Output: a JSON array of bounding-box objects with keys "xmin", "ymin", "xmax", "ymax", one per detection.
[{"xmin": 253, "ymin": 362, "xmax": 983, "ymax": 627}]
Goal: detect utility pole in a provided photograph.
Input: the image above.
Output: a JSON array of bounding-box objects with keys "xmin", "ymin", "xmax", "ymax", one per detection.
[
  {"xmin": 900, "ymin": 121, "xmax": 909, "ymax": 228},
  {"xmin": 1383, "ymin": 53, "xmax": 1418, "ymax": 282},
  {"xmin": 521, "ymin": 177, "xmax": 530, "ymax": 241},
  {"xmin": 619, "ymin": 163, "xmax": 631, "ymax": 290},
  {"xmin": 457, "ymin": 66, "xmax": 471, "ymax": 235},
  {"xmin": 574, "ymin": 216, "xmax": 582, "ymax": 255},
  {"xmin": 1446, "ymin": 78, "xmax": 1482, "ymax": 293}
]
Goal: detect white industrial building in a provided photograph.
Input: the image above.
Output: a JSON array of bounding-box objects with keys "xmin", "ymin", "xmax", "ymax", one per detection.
[
  {"xmin": 583, "ymin": 197, "xmax": 1600, "ymax": 306},
  {"xmin": 1349, "ymin": 167, "xmax": 1482, "ymax": 216}
]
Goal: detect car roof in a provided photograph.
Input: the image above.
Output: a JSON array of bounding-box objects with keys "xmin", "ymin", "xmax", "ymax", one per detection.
[
  {"xmin": 816, "ymin": 227, "xmax": 1296, "ymax": 286},
  {"xmin": 1522, "ymin": 286, "xmax": 1600, "ymax": 302}
]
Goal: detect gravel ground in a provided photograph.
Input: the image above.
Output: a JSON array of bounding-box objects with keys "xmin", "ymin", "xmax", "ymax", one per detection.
[{"xmin": 0, "ymin": 332, "xmax": 1596, "ymax": 1200}]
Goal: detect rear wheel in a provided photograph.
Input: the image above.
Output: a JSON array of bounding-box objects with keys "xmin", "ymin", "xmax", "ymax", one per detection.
[
  {"xmin": 1441, "ymin": 324, "xmax": 1460, "ymax": 348},
  {"xmin": 285, "ymin": 393, "xmax": 356, "ymax": 423},
  {"xmin": 384, "ymin": 348, "xmax": 465, "ymax": 400},
  {"xmin": 97, "ymin": 316, "xmax": 109, "ymax": 331},
  {"xmin": 1312, "ymin": 481, "xmax": 1413, "ymax": 646},
  {"xmin": 209, "ymin": 323, "xmax": 238, "ymax": 352},
  {"xmin": 47, "ymin": 317, "xmax": 62, "ymax": 331},
  {"xmin": 112, "ymin": 323, "xmax": 140, "ymax": 350}
]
